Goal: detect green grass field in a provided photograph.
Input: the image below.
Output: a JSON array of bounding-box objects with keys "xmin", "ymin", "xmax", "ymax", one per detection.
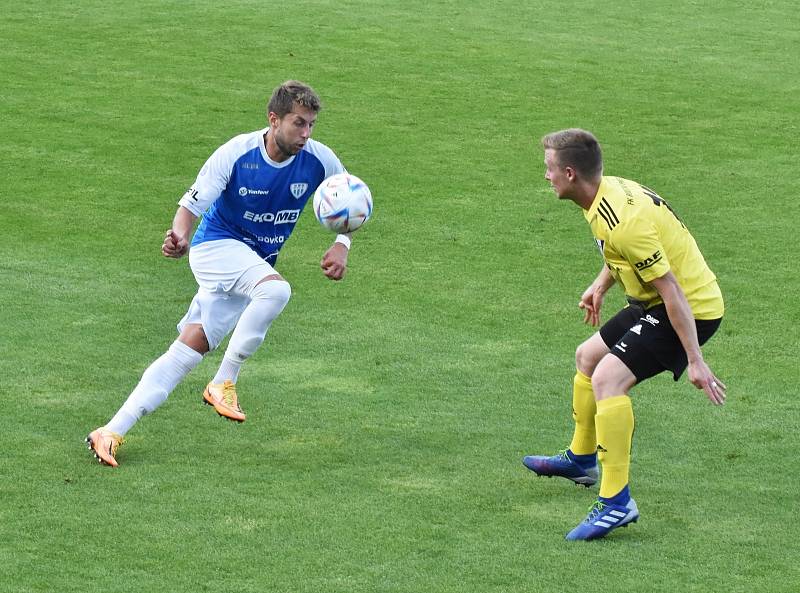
[{"xmin": 1, "ymin": 1, "xmax": 798, "ymax": 591}]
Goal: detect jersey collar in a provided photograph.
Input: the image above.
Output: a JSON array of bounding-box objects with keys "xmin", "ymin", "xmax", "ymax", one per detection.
[{"xmin": 584, "ymin": 176, "xmax": 610, "ymax": 223}]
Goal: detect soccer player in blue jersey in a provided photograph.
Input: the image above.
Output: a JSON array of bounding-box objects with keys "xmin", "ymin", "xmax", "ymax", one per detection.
[
  {"xmin": 523, "ymin": 129, "xmax": 726, "ymax": 540},
  {"xmin": 87, "ymin": 81, "xmax": 354, "ymax": 467}
]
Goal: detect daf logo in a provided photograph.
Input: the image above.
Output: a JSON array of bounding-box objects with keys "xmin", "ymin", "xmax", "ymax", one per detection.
[{"xmin": 635, "ymin": 250, "xmax": 662, "ymax": 270}]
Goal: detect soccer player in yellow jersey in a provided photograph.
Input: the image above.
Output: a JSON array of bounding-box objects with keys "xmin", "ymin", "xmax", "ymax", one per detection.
[{"xmin": 523, "ymin": 128, "xmax": 726, "ymax": 541}]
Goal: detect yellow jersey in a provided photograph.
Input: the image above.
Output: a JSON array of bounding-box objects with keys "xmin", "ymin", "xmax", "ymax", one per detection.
[{"xmin": 584, "ymin": 176, "xmax": 724, "ymax": 319}]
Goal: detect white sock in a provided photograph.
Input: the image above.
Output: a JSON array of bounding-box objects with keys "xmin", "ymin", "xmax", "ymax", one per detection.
[
  {"xmin": 213, "ymin": 356, "xmax": 243, "ymax": 385},
  {"xmin": 106, "ymin": 341, "xmax": 203, "ymax": 435},
  {"xmin": 212, "ymin": 280, "xmax": 291, "ymax": 384}
]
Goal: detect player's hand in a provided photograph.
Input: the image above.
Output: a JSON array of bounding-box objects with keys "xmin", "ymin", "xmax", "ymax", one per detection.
[
  {"xmin": 321, "ymin": 242, "xmax": 348, "ymax": 280},
  {"xmin": 688, "ymin": 359, "xmax": 727, "ymax": 405},
  {"xmin": 162, "ymin": 229, "xmax": 189, "ymax": 258},
  {"xmin": 579, "ymin": 284, "xmax": 605, "ymax": 326}
]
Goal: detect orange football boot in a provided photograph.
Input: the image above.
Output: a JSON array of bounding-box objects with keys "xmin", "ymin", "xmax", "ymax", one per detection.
[
  {"xmin": 86, "ymin": 428, "xmax": 124, "ymax": 467},
  {"xmin": 203, "ymin": 380, "xmax": 246, "ymax": 422}
]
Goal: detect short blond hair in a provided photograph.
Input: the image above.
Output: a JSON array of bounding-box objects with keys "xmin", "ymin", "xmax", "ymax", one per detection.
[{"xmin": 541, "ymin": 128, "xmax": 603, "ymax": 179}]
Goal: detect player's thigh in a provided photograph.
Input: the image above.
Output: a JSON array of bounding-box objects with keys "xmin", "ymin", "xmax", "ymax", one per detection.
[
  {"xmin": 599, "ymin": 305, "xmax": 686, "ymax": 388},
  {"xmin": 177, "ymin": 289, "xmax": 249, "ymax": 351},
  {"xmin": 234, "ymin": 265, "xmax": 286, "ymax": 298},
  {"xmin": 592, "ymin": 353, "xmax": 637, "ymax": 399},
  {"xmin": 189, "ymin": 239, "xmax": 277, "ymax": 294},
  {"xmin": 576, "ymin": 307, "xmax": 640, "ymax": 376},
  {"xmin": 630, "ymin": 308, "xmax": 722, "ymax": 382},
  {"xmin": 184, "ymin": 240, "xmax": 288, "ymax": 346}
]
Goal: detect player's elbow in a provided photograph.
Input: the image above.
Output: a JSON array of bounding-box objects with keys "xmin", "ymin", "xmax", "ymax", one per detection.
[{"xmin": 651, "ymin": 271, "xmax": 680, "ymax": 298}]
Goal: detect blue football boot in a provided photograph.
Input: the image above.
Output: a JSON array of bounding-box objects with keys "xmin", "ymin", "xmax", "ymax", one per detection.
[
  {"xmin": 565, "ymin": 498, "xmax": 639, "ymax": 541},
  {"xmin": 522, "ymin": 450, "xmax": 598, "ymax": 487}
]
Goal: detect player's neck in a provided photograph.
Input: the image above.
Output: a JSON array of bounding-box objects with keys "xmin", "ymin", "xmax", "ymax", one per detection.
[
  {"xmin": 571, "ymin": 177, "xmax": 602, "ymax": 210},
  {"xmin": 263, "ymin": 131, "xmax": 290, "ymax": 163}
]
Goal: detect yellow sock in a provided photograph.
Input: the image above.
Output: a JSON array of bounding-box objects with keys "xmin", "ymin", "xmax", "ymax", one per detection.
[
  {"xmin": 595, "ymin": 395, "xmax": 634, "ymax": 499},
  {"xmin": 568, "ymin": 371, "xmax": 597, "ymax": 455}
]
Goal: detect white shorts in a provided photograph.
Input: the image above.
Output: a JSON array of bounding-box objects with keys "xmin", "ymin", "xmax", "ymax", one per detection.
[{"xmin": 177, "ymin": 239, "xmax": 280, "ymax": 350}]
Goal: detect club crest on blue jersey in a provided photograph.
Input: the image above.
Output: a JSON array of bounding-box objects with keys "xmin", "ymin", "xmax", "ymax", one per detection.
[{"xmin": 290, "ymin": 183, "xmax": 308, "ymax": 199}]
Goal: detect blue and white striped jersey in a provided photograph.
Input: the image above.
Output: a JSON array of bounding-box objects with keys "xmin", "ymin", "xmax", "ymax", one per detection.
[{"xmin": 179, "ymin": 128, "xmax": 345, "ymax": 264}]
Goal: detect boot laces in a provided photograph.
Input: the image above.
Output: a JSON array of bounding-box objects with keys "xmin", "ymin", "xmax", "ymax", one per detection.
[{"xmin": 222, "ymin": 382, "xmax": 240, "ymax": 410}]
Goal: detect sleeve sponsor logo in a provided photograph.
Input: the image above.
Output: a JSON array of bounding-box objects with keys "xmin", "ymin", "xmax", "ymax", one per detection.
[
  {"xmin": 634, "ymin": 250, "xmax": 662, "ymax": 270},
  {"xmin": 183, "ymin": 188, "xmax": 199, "ymax": 202}
]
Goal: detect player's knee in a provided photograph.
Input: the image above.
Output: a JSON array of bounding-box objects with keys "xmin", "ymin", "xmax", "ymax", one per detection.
[
  {"xmin": 178, "ymin": 324, "xmax": 211, "ymax": 354},
  {"xmin": 591, "ymin": 369, "xmax": 611, "ymax": 398},
  {"xmin": 575, "ymin": 342, "xmax": 599, "ymax": 376},
  {"xmin": 591, "ymin": 356, "xmax": 635, "ymax": 399},
  {"xmin": 252, "ymin": 279, "xmax": 292, "ymax": 310}
]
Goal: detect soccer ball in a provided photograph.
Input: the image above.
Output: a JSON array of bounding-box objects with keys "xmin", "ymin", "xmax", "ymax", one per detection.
[{"xmin": 312, "ymin": 173, "xmax": 373, "ymax": 233}]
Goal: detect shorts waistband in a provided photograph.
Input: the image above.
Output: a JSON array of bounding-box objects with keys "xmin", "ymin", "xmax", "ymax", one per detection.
[{"xmin": 625, "ymin": 296, "xmax": 650, "ymax": 309}]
